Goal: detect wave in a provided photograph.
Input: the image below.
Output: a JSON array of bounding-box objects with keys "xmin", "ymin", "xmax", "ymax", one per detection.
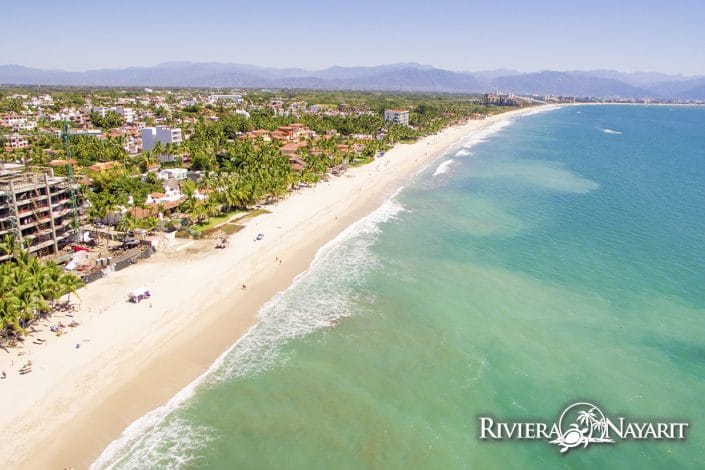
[
  {"xmin": 519, "ymin": 104, "xmax": 563, "ymax": 116},
  {"xmin": 601, "ymin": 128, "xmax": 623, "ymax": 135},
  {"xmin": 92, "ymin": 195, "xmax": 406, "ymax": 469},
  {"xmin": 459, "ymin": 119, "xmax": 513, "ymax": 149},
  {"xmin": 100, "ymin": 417, "xmax": 217, "ymax": 469},
  {"xmin": 455, "ymin": 149, "xmax": 473, "ymax": 157},
  {"xmin": 433, "ymin": 159, "xmax": 456, "ymax": 176}
]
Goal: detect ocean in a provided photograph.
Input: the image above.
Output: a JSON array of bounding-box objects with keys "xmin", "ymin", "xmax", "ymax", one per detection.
[{"xmin": 94, "ymin": 105, "xmax": 705, "ymax": 469}]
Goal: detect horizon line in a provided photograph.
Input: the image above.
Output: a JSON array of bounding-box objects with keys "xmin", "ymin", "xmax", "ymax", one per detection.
[{"xmin": 1, "ymin": 62, "xmax": 702, "ymax": 78}]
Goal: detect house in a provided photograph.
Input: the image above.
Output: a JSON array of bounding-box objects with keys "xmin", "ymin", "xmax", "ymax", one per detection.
[
  {"xmin": 384, "ymin": 109, "xmax": 410, "ymax": 126},
  {"xmin": 288, "ymin": 156, "xmax": 307, "ymax": 172},
  {"xmin": 88, "ymin": 161, "xmax": 120, "ymax": 172},
  {"xmin": 240, "ymin": 129, "xmax": 271, "ymax": 142},
  {"xmin": 271, "ymin": 124, "xmax": 313, "ymax": 142},
  {"xmin": 145, "ymin": 186, "xmax": 183, "ymax": 205},
  {"xmin": 157, "ymin": 168, "xmax": 188, "ymax": 181},
  {"xmin": 280, "ymin": 142, "xmax": 305, "ymax": 156}
]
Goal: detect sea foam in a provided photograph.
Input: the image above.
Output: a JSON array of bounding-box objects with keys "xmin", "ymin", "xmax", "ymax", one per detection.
[
  {"xmin": 433, "ymin": 159, "xmax": 456, "ymax": 176},
  {"xmin": 92, "ymin": 195, "xmax": 406, "ymax": 469},
  {"xmin": 460, "ymin": 119, "xmax": 513, "ymax": 149}
]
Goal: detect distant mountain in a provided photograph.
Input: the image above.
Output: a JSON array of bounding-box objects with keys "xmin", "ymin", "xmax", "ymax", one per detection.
[
  {"xmin": 675, "ymin": 83, "xmax": 705, "ymax": 100},
  {"xmin": 489, "ymin": 71, "xmax": 651, "ymax": 97},
  {"xmin": 472, "ymin": 69, "xmax": 522, "ymax": 85},
  {"xmin": 643, "ymin": 77, "xmax": 705, "ymax": 99},
  {"xmin": 0, "ymin": 63, "xmax": 703, "ymax": 99},
  {"xmin": 566, "ymin": 70, "xmax": 693, "ymax": 86}
]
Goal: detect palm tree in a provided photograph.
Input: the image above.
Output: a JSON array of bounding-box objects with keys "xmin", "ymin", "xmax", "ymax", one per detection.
[{"xmin": 577, "ymin": 409, "xmax": 597, "ymax": 428}]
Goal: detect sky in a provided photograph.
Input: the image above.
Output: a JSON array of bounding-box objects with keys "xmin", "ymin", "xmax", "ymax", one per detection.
[{"xmin": 2, "ymin": 0, "xmax": 704, "ymax": 75}]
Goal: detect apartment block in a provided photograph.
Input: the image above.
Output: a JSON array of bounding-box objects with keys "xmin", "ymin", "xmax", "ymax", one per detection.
[
  {"xmin": 0, "ymin": 171, "xmax": 81, "ymax": 262},
  {"xmin": 141, "ymin": 126, "xmax": 183, "ymax": 151},
  {"xmin": 384, "ymin": 109, "xmax": 410, "ymax": 126}
]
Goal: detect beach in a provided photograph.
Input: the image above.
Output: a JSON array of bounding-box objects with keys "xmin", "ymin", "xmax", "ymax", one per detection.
[{"xmin": 0, "ymin": 106, "xmax": 543, "ymax": 469}]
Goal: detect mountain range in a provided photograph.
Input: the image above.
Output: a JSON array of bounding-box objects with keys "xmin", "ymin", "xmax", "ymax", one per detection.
[{"xmin": 1, "ymin": 62, "xmax": 704, "ymax": 100}]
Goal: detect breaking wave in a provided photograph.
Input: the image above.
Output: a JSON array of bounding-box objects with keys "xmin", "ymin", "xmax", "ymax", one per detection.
[
  {"xmin": 92, "ymin": 196, "xmax": 406, "ymax": 469},
  {"xmin": 460, "ymin": 119, "xmax": 513, "ymax": 149},
  {"xmin": 433, "ymin": 159, "xmax": 457, "ymax": 177}
]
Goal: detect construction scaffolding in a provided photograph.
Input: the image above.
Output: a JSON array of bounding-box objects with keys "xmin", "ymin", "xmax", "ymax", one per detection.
[{"xmin": 0, "ymin": 169, "xmax": 81, "ymax": 262}]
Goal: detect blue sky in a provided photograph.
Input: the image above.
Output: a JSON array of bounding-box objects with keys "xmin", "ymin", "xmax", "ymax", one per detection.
[{"xmin": 2, "ymin": 0, "xmax": 704, "ymax": 75}]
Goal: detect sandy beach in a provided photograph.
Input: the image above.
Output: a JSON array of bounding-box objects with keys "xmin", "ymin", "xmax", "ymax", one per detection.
[{"xmin": 0, "ymin": 106, "xmax": 547, "ymax": 469}]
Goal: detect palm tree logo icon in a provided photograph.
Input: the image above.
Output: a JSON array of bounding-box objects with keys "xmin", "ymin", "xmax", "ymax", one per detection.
[{"xmin": 550, "ymin": 402, "xmax": 615, "ymax": 453}]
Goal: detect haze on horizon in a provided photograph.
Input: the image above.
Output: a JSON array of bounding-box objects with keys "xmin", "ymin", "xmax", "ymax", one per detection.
[{"xmin": 2, "ymin": 0, "xmax": 704, "ymax": 76}]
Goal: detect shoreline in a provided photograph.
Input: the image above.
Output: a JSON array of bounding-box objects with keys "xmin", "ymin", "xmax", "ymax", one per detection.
[{"xmin": 0, "ymin": 105, "xmax": 554, "ymax": 469}]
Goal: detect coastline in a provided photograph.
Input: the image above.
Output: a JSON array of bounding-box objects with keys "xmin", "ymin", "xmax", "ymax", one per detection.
[{"xmin": 0, "ymin": 105, "xmax": 552, "ymax": 469}]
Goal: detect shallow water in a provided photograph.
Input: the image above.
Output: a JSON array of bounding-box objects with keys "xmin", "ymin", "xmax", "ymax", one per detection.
[{"xmin": 95, "ymin": 105, "xmax": 705, "ymax": 469}]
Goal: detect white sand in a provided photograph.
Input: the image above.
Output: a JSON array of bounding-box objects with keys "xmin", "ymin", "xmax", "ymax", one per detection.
[{"xmin": 0, "ymin": 106, "xmax": 550, "ymax": 468}]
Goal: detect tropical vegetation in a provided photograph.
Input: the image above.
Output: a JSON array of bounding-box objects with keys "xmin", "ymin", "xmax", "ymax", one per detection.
[{"xmin": 0, "ymin": 236, "xmax": 84, "ymax": 339}]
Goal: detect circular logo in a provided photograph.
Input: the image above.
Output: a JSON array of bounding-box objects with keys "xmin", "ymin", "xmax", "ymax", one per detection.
[{"xmin": 551, "ymin": 402, "xmax": 614, "ymax": 453}]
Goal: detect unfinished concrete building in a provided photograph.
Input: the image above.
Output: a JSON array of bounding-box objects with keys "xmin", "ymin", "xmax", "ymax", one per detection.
[{"xmin": 0, "ymin": 170, "xmax": 80, "ymax": 262}]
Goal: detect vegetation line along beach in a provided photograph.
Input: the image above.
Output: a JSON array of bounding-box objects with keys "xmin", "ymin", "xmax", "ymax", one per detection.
[{"xmin": 0, "ymin": 87, "xmax": 541, "ymax": 468}]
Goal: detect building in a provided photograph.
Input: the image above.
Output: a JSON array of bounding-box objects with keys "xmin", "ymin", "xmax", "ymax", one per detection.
[
  {"xmin": 141, "ymin": 126, "xmax": 183, "ymax": 151},
  {"xmin": 1, "ymin": 114, "xmax": 27, "ymax": 129},
  {"xmin": 384, "ymin": 109, "xmax": 410, "ymax": 126},
  {"xmin": 483, "ymin": 92, "xmax": 524, "ymax": 107},
  {"xmin": 0, "ymin": 170, "xmax": 82, "ymax": 262},
  {"xmin": 114, "ymin": 106, "xmax": 135, "ymax": 123},
  {"xmin": 5, "ymin": 133, "xmax": 29, "ymax": 150},
  {"xmin": 68, "ymin": 129, "xmax": 103, "ymax": 137},
  {"xmin": 157, "ymin": 168, "xmax": 188, "ymax": 181},
  {"xmin": 210, "ymin": 94, "xmax": 243, "ymax": 104},
  {"xmin": 91, "ymin": 106, "xmax": 110, "ymax": 118},
  {"xmin": 93, "ymin": 106, "xmax": 135, "ymax": 123}
]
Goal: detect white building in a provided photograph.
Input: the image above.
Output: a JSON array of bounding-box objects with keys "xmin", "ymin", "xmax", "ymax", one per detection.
[
  {"xmin": 210, "ymin": 94, "xmax": 243, "ymax": 103},
  {"xmin": 157, "ymin": 168, "xmax": 188, "ymax": 181},
  {"xmin": 92, "ymin": 106, "xmax": 135, "ymax": 123},
  {"xmin": 384, "ymin": 109, "xmax": 410, "ymax": 126},
  {"xmin": 92, "ymin": 106, "xmax": 109, "ymax": 118},
  {"xmin": 1, "ymin": 114, "xmax": 26, "ymax": 129},
  {"xmin": 115, "ymin": 106, "xmax": 135, "ymax": 123},
  {"xmin": 141, "ymin": 126, "xmax": 183, "ymax": 151},
  {"xmin": 5, "ymin": 133, "xmax": 29, "ymax": 149},
  {"xmin": 145, "ymin": 186, "xmax": 183, "ymax": 205}
]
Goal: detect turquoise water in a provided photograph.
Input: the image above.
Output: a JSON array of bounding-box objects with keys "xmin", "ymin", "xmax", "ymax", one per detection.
[{"xmin": 96, "ymin": 106, "xmax": 705, "ymax": 469}]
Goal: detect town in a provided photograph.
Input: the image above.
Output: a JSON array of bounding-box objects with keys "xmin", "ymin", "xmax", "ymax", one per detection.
[{"xmin": 0, "ymin": 87, "xmax": 522, "ymax": 339}]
